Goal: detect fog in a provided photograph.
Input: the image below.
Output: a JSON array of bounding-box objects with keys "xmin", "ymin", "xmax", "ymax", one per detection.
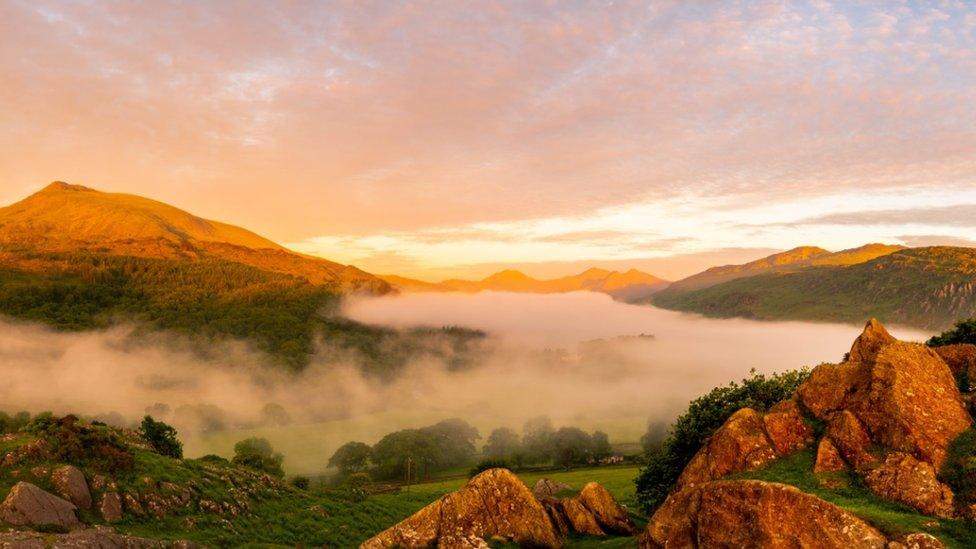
[{"xmin": 0, "ymin": 292, "xmax": 931, "ymax": 473}]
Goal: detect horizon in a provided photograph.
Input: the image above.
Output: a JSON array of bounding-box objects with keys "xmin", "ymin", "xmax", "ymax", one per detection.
[{"xmin": 2, "ymin": 2, "xmax": 975, "ymax": 280}]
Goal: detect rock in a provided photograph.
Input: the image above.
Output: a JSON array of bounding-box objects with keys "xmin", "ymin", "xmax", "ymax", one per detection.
[
  {"xmin": 675, "ymin": 408, "xmax": 779, "ymax": 490},
  {"xmin": 123, "ymin": 491, "xmax": 145, "ymax": 516},
  {"xmin": 51, "ymin": 465, "xmax": 92, "ymax": 510},
  {"xmin": 798, "ymin": 319, "xmax": 971, "ymax": 469},
  {"xmin": 934, "ymin": 344, "xmax": 976, "ymax": 391},
  {"xmin": 762, "ymin": 399, "xmax": 814, "ymax": 456},
  {"xmin": 361, "ymin": 468, "xmax": 561, "ymax": 548},
  {"xmin": 825, "ymin": 410, "xmax": 877, "ymax": 470},
  {"xmin": 532, "ymin": 478, "xmax": 571, "ymax": 499},
  {"xmin": 558, "ymin": 497, "xmax": 604, "ymax": 536},
  {"xmin": 813, "ymin": 438, "xmax": 848, "ymax": 473},
  {"xmin": 100, "ymin": 492, "xmax": 123, "ymax": 523},
  {"xmin": 538, "ymin": 498, "xmax": 570, "ymax": 536},
  {"xmin": 577, "ymin": 482, "xmax": 637, "ymax": 536},
  {"xmin": 0, "ymin": 481, "xmax": 79, "ymax": 528},
  {"xmin": 887, "ymin": 532, "xmax": 946, "ymax": 549},
  {"xmin": 642, "ymin": 480, "xmax": 888, "ymax": 549},
  {"xmin": 864, "ymin": 453, "xmax": 955, "ymax": 518},
  {"xmin": 0, "ymin": 525, "xmax": 187, "ymax": 547}
]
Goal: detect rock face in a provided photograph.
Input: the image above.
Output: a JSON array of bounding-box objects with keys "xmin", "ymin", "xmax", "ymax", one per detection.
[
  {"xmin": 360, "ymin": 469, "xmax": 560, "ymax": 548},
  {"xmin": 863, "ymin": 453, "xmax": 955, "ymax": 518},
  {"xmin": 642, "ymin": 480, "xmax": 888, "ymax": 549},
  {"xmin": 0, "ymin": 481, "xmax": 79, "ymax": 528},
  {"xmin": 798, "ymin": 319, "xmax": 971, "ymax": 469},
  {"xmin": 532, "ymin": 478, "xmax": 571, "ymax": 499},
  {"xmin": 51, "ymin": 465, "xmax": 92, "ymax": 510}
]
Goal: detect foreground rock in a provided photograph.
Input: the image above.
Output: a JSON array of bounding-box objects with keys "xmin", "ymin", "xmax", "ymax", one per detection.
[
  {"xmin": 360, "ymin": 468, "xmax": 561, "ymax": 548},
  {"xmin": 0, "ymin": 526, "xmax": 195, "ymax": 548},
  {"xmin": 642, "ymin": 480, "xmax": 889, "ymax": 548},
  {"xmin": 863, "ymin": 453, "xmax": 955, "ymax": 518},
  {"xmin": 0, "ymin": 481, "xmax": 79, "ymax": 528}
]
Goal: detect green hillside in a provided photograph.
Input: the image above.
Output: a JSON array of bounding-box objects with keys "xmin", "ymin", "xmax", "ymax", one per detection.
[{"xmin": 652, "ymin": 247, "xmax": 976, "ymax": 330}]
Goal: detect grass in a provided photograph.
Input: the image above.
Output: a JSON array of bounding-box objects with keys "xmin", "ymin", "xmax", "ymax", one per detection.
[{"xmin": 731, "ymin": 449, "xmax": 976, "ymax": 548}]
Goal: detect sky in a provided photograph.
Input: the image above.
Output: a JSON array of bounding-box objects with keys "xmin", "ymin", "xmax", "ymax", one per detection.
[{"xmin": 1, "ymin": 1, "xmax": 974, "ymax": 280}]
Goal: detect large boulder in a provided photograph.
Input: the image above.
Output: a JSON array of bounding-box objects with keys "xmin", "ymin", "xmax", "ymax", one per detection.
[
  {"xmin": 641, "ymin": 480, "xmax": 888, "ymax": 548},
  {"xmin": 863, "ymin": 453, "xmax": 955, "ymax": 518},
  {"xmin": 557, "ymin": 497, "xmax": 604, "ymax": 536},
  {"xmin": 675, "ymin": 408, "xmax": 779, "ymax": 490},
  {"xmin": 0, "ymin": 481, "xmax": 79, "ymax": 528},
  {"xmin": 576, "ymin": 482, "xmax": 638, "ymax": 536},
  {"xmin": 51, "ymin": 465, "xmax": 92, "ymax": 510},
  {"xmin": 360, "ymin": 468, "xmax": 561, "ymax": 548},
  {"xmin": 798, "ymin": 319, "xmax": 971, "ymax": 469}
]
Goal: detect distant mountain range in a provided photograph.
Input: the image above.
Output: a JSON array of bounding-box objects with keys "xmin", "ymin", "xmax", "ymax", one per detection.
[{"xmin": 382, "ymin": 267, "xmax": 669, "ymax": 301}]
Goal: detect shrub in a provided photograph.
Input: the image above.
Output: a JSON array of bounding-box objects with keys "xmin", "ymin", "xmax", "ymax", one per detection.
[
  {"xmin": 941, "ymin": 427, "xmax": 976, "ymax": 506},
  {"xmin": 232, "ymin": 437, "xmax": 284, "ymax": 477},
  {"xmin": 344, "ymin": 471, "xmax": 371, "ymax": 488},
  {"xmin": 468, "ymin": 459, "xmax": 508, "ymax": 478},
  {"xmin": 28, "ymin": 414, "xmax": 134, "ymax": 472},
  {"xmin": 929, "ymin": 318, "xmax": 976, "ymax": 347},
  {"xmin": 139, "ymin": 416, "xmax": 183, "ymax": 459},
  {"xmin": 634, "ymin": 368, "xmax": 809, "ymax": 513}
]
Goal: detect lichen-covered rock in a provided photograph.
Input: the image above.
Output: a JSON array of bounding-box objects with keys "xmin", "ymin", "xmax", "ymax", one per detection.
[
  {"xmin": 51, "ymin": 465, "xmax": 92, "ymax": 510},
  {"xmin": 814, "ymin": 438, "xmax": 848, "ymax": 474},
  {"xmin": 798, "ymin": 319, "xmax": 971, "ymax": 469},
  {"xmin": 887, "ymin": 532, "xmax": 946, "ymax": 549},
  {"xmin": 558, "ymin": 497, "xmax": 604, "ymax": 536},
  {"xmin": 676, "ymin": 408, "xmax": 779, "ymax": 490},
  {"xmin": 532, "ymin": 478, "xmax": 571, "ymax": 499},
  {"xmin": 360, "ymin": 468, "xmax": 561, "ymax": 548},
  {"xmin": 577, "ymin": 482, "xmax": 637, "ymax": 536},
  {"xmin": 0, "ymin": 481, "xmax": 79, "ymax": 528},
  {"xmin": 100, "ymin": 492, "xmax": 123, "ymax": 523},
  {"xmin": 762, "ymin": 399, "xmax": 814, "ymax": 456},
  {"xmin": 864, "ymin": 453, "xmax": 955, "ymax": 518},
  {"xmin": 826, "ymin": 410, "xmax": 877, "ymax": 470},
  {"xmin": 642, "ymin": 480, "xmax": 887, "ymax": 549}
]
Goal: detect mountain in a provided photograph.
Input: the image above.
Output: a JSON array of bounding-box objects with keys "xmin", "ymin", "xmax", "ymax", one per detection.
[
  {"xmin": 653, "ymin": 246, "xmax": 976, "ymax": 329},
  {"xmin": 380, "ymin": 267, "xmax": 669, "ymax": 301},
  {"xmin": 656, "ymin": 243, "xmax": 904, "ymax": 296},
  {"xmin": 0, "ymin": 182, "xmax": 389, "ymax": 294}
]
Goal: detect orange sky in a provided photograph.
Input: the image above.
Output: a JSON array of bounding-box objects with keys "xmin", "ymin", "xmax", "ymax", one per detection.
[{"xmin": 1, "ymin": 1, "xmax": 974, "ymax": 280}]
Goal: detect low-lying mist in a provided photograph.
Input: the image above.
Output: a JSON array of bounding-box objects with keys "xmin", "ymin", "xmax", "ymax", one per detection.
[{"xmin": 0, "ymin": 292, "xmax": 931, "ymax": 473}]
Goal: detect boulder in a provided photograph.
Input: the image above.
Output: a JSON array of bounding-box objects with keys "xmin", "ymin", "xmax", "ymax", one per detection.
[
  {"xmin": 641, "ymin": 480, "xmax": 888, "ymax": 549},
  {"xmin": 798, "ymin": 319, "xmax": 971, "ymax": 470},
  {"xmin": 864, "ymin": 453, "xmax": 955, "ymax": 518},
  {"xmin": 813, "ymin": 438, "xmax": 848, "ymax": 474},
  {"xmin": 577, "ymin": 482, "xmax": 638, "ymax": 536},
  {"xmin": 100, "ymin": 492, "xmax": 123, "ymax": 523},
  {"xmin": 360, "ymin": 468, "xmax": 561, "ymax": 548},
  {"xmin": 675, "ymin": 408, "xmax": 778, "ymax": 490},
  {"xmin": 0, "ymin": 481, "xmax": 79, "ymax": 528},
  {"xmin": 51, "ymin": 465, "xmax": 92, "ymax": 509},
  {"xmin": 532, "ymin": 478, "xmax": 571, "ymax": 499},
  {"xmin": 825, "ymin": 410, "xmax": 877, "ymax": 470},
  {"xmin": 762, "ymin": 399, "xmax": 814, "ymax": 456},
  {"xmin": 558, "ymin": 497, "xmax": 604, "ymax": 536},
  {"xmin": 887, "ymin": 532, "xmax": 946, "ymax": 549},
  {"xmin": 0, "ymin": 525, "xmax": 192, "ymax": 547}
]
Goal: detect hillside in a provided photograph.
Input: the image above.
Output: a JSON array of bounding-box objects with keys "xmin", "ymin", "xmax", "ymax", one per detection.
[
  {"xmin": 655, "ymin": 243, "xmax": 903, "ymax": 296},
  {"xmin": 653, "ymin": 246, "xmax": 976, "ymax": 330},
  {"xmin": 382, "ymin": 267, "xmax": 669, "ymax": 301}
]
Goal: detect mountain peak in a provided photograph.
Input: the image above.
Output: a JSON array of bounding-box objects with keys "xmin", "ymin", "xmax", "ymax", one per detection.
[
  {"xmin": 486, "ymin": 269, "xmax": 533, "ymax": 282},
  {"xmin": 38, "ymin": 181, "xmax": 95, "ymax": 194}
]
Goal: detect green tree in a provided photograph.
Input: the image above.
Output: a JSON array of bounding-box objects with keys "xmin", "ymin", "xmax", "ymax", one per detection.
[
  {"xmin": 591, "ymin": 430, "xmax": 612, "ymax": 460},
  {"xmin": 232, "ymin": 437, "xmax": 284, "ymax": 477},
  {"xmin": 370, "ymin": 429, "xmax": 438, "ymax": 480},
  {"xmin": 551, "ymin": 427, "xmax": 593, "ymax": 468},
  {"xmin": 522, "ymin": 416, "xmax": 554, "ymax": 465},
  {"xmin": 929, "ymin": 318, "xmax": 976, "ymax": 346},
  {"xmin": 483, "ymin": 427, "xmax": 521, "ymax": 461},
  {"xmin": 420, "ymin": 418, "xmax": 480, "ymax": 467},
  {"xmin": 139, "ymin": 416, "xmax": 183, "ymax": 459},
  {"xmin": 328, "ymin": 441, "xmax": 372, "ymax": 474}
]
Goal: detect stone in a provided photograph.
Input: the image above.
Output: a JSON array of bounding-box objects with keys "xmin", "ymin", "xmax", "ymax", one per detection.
[
  {"xmin": 886, "ymin": 532, "xmax": 946, "ymax": 549},
  {"xmin": 825, "ymin": 410, "xmax": 877, "ymax": 470},
  {"xmin": 532, "ymin": 478, "xmax": 571, "ymax": 499},
  {"xmin": 577, "ymin": 482, "xmax": 637, "ymax": 536},
  {"xmin": 559, "ymin": 497, "xmax": 604, "ymax": 536},
  {"xmin": 51, "ymin": 465, "xmax": 92, "ymax": 510},
  {"xmin": 642, "ymin": 480, "xmax": 887, "ymax": 549},
  {"xmin": 675, "ymin": 408, "xmax": 778, "ymax": 490},
  {"xmin": 933, "ymin": 344, "xmax": 976, "ymax": 390},
  {"xmin": 813, "ymin": 438, "xmax": 848, "ymax": 474},
  {"xmin": 0, "ymin": 481, "xmax": 79, "ymax": 528},
  {"xmin": 100, "ymin": 492, "xmax": 123, "ymax": 523},
  {"xmin": 864, "ymin": 453, "xmax": 955, "ymax": 518},
  {"xmin": 360, "ymin": 468, "xmax": 561, "ymax": 548},
  {"xmin": 762, "ymin": 399, "xmax": 814, "ymax": 456}
]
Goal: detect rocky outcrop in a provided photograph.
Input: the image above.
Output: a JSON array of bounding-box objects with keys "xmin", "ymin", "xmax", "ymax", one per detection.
[
  {"xmin": 675, "ymin": 408, "xmax": 779, "ymax": 490},
  {"xmin": 642, "ymin": 480, "xmax": 888, "ymax": 548},
  {"xmin": 863, "ymin": 453, "xmax": 955, "ymax": 518},
  {"xmin": 532, "ymin": 478, "xmax": 571, "ymax": 499},
  {"xmin": 798, "ymin": 319, "xmax": 971, "ymax": 469},
  {"xmin": 51, "ymin": 465, "xmax": 92, "ymax": 510},
  {"xmin": 576, "ymin": 482, "xmax": 638, "ymax": 536},
  {"xmin": 0, "ymin": 481, "xmax": 79, "ymax": 528},
  {"xmin": 361, "ymin": 468, "xmax": 561, "ymax": 548}
]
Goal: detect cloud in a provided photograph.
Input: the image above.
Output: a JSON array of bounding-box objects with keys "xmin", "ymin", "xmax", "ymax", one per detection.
[
  {"xmin": 896, "ymin": 234, "xmax": 976, "ymax": 248},
  {"xmin": 790, "ymin": 205, "xmax": 976, "ymax": 228}
]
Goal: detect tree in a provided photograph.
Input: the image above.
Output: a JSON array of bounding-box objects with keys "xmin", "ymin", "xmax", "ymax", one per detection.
[
  {"xmin": 591, "ymin": 430, "xmax": 612, "ymax": 460},
  {"xmin": 483, "ymin": 427, "xmax": 521, "ymax": 461},
  {"xmin": 421, "ymin": 418, "xmax": 480, "ymax": 467},
  {"xmin": 328, "ymin": 441, "xmax": 372, "ymax": 474},
  {"xmin": 139, "ymin": 416, "xmax": 183, "ymax": 459},
  {"xmin": 370, "ymin": 429, "xmax": 438, "ymax": 480},
  {"xmin": 929, "ymin": 318, "xmax": 976, "ymax": 347},
  {"xmin": 261, "ymin": 403, "xmax": 291, "ymax": 427},
  {"xmin": 551, "ymin": 427, "xmax": 593, "ymax": 468},
  {"xmin": 522, "ymin": 416, "xmax": 554, "ymax": 465},
  {"xmin": 232, "ymin": 437, "xmax": 284, "ymax": 477}
]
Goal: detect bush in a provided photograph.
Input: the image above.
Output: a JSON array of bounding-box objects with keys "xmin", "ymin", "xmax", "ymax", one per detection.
[
  {"xmin": 327, "ymin": 441, "xmax": 372, "ymax": 474},
  {"xmin": 634, "ymin": 368, "xmax": 810, "ymax": 513},
  {"xmin": 290, "ymin": 476, "xmax": 310, "ymax": 490},
  {"xmin": 28, "ymin": 414, "xmax": 134, "ymax": 472},
  {"xmin": 941, "ymin": 427, "xmax": 976, "ymax": 506},
  {"xmin": 232, "ymin": 437, "xmax": 284, "ymax": 477},
  {"xmin": 139, "ymin": 416, "xmax": 183, "ymax": 459},
  {"xmin": 344, "ymin": 471, "xmax": 371, "ymax": 488},
  {"xmin": 468, "ymin": 459, "xmax": 508, "ymax": 478},
  {"xmin": 929, "ymin": 318, "xmax": 976, "ymax": 347}
]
